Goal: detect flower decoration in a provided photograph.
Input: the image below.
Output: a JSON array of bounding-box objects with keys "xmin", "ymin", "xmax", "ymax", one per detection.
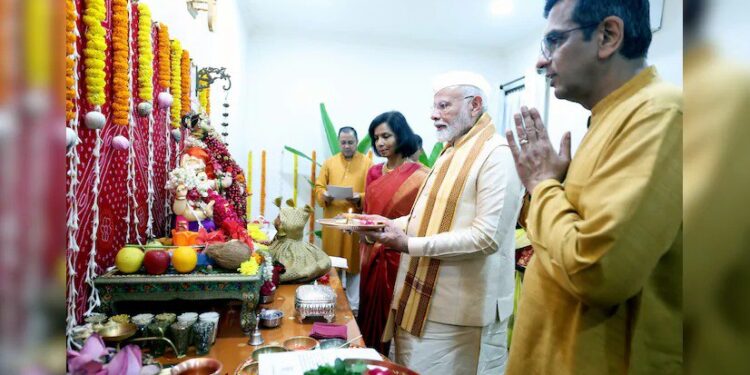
[
  {"xmin": 247, "ymin": 223, "xmax": 268, "ymax": 243},
  {"xmin": 157, "ymin": 23, "xmax": 170, "ymax": 89},
  {"xmin": 238, "ymin": 258, "xmax": 260, "ymax": 276},
  {"xmin": 184, "ymin": 134, "xmax": 207, "ymax": 149},
  {"xmin": 204, "ymin": 133, "xmax": 248, "ymax": 221},
  {"xmin": 65, "ymin": 0, "xmax": 77, "ymax": 122},
  {"xmin": 82, "ymin": 0, "xmax": 106, "ymax": 107},
  {"xmin": 166, "ymin": 165, "xmax": 212, "ymax": 197},
  {"xmin": 67, "ymin": 334, "xmax": 159, "ymax": 375},
  {"xmin": 170, "ymin": 39, "xmax": 182, "ymax": 126},
  {"xmin": 111, "ymin": 0, "xmax": 130, "ymax": 126},
  {"xmin": 136, "ymin": 3, "xmax": 153, "ymax": 102},
  {"xmin": 181, "ymin": 49, "xmax": 191, "ymax": 116}
]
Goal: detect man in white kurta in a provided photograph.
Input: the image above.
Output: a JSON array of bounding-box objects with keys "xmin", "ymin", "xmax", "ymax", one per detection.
[{"xmin": 363, "ymin": 72, "xmax": 523, "ymax": 374}]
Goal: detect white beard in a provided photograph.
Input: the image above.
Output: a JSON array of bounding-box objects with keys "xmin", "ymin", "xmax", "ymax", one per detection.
[{"xmin": 436, "ymin": 107, "xmax": 473, "ymax": 143}]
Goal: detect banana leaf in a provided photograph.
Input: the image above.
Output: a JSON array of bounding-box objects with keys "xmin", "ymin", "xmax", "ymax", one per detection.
[
  {"xmin": 419, "ymin": 142, "xmax": 444, "ymax": 168},
  {"xmin": 284, "ymin": 145, "xmax": 322, "ymax": 167},
  {"xmin": 320, "ymin": 103, "xmax": 340, "ymax": 155},
  {"xmin": 418, "ymin": 149, "xmax": 429, "ymax": 166},
  {"xmin": 429, "ymin": 142, "xmax": 444, "ymax": 163},
  {"xmin": 357, "ymin": 134, "xmax": 372, "ymax": 154},
  {"xmin": 305, "ymin": 177, "xmax": 314, "ymax": 187}
]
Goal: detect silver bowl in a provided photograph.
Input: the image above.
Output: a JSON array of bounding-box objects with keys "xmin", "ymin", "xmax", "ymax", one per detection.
[
  {"xmin": 259, "ymin": 293, "xmax": 275, "ymax": 304},
  {"xmin": 259, "ymin": 309, "xmax": 283, "ymax": 328},
  {"xmin": 170, "ymin": 357, "xmax": 223, "ymax": 375}
]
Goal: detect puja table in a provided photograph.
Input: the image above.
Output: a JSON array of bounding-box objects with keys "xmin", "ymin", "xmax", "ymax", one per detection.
[
  {"xmin": 153, "ymin": 268, "xmax": 365, "ymax": 372},
  {"xmin": 93, "ymin": 269, "xmax": 264, "ymax": 333}
]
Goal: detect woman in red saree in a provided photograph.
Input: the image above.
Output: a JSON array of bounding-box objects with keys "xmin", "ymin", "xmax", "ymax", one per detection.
[{"xmin": 358, "ymin": 111, "xmax": 429, "ymax": 355}]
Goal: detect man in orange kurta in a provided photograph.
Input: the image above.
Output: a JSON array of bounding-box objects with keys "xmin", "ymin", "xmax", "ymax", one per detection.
[
  {"xmin": 505, "ymin": 0, "xmax": 682, "ymax": 374},
  {"xmin": 314, "ymin": 127, "xmax": 371, "ymax": 312}
]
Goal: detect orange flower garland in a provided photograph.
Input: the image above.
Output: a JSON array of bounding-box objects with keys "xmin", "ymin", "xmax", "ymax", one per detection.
[
  {"xmin": 111, "ymin": 0, "xmax": 130, "ymax": 126},
  {"xmin": 136, "ymin": 3, "xmax": 153, "ymax": 102},
  {"xmin": 157, "ymin": 23, "xmax": 170, "ymax": 89},
  {"xmin": 65, "ymin": 0, "xmax": 77, "ymax": 122},
  {"xmin": 180, "ymin": 49, "xmax": 191, "ymax": 116},
  {"xmin": 169, "ymin": 39, "xmax": 182, "ymax": 125},
  {"xmin": 82, "ymin": 0, "xmax": 106, "ymax": 107}
]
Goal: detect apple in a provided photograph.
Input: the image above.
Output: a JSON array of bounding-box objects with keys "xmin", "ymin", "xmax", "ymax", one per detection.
[{"xmin": 143, "ymin": 250, "xmax": 170, "ymax": 275}]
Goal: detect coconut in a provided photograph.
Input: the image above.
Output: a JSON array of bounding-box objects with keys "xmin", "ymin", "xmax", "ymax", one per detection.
[{"xmin": 204, "ymin": 240, "xmax": 252, "ymax": 270}]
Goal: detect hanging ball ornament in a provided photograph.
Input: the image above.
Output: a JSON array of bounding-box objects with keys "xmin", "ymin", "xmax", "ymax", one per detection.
[
  {"xmin": 158, "ymin": 91, "xmax": 173, "ymax": 108},
  {"xmin": 85, "ymin": 107, "xmax": 106, "ymax": 130},
  {"xmin": 112, "ymin": 135, "xmax": 130, "ymax": 150},
  {"xmin": 137, "ymin": 101, "xmax": 153, "ymax": 117},
  {"xmin": 171, "ymin": 128, "xmax": 182, "ymax": 142},
  {"xmin": 66, "ymin": 128, "xmax": 79, "ymax": 149}
]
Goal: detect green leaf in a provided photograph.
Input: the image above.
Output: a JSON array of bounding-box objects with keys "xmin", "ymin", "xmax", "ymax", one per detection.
[
  {"xmin": 305, "ymin": 177, "xmax": 314, "ymax": 187},
  {"xmin": 427, "ymin": 142, "xmax": 444, "ymax": 167},
  {"xmin": 320, "ymin": 103, "xmax": 340, "ymax": 155},
  {"xmin": 284, "ymin": 145, "xmax": 322, "ymax": 167},
  {"xmin": 357, "ymin": 133, "xmax": 371, "ymax": 154},
  {"xmin": 418, "ymin": 149, "xmax": 429, "ymax": 166},
  {"xmin": 314, "ymin": 230, "xmax": 322, "ymax": 238}
]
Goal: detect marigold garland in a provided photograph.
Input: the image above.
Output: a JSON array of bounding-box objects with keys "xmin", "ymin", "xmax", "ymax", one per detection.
[
  {"xmin": 136, "ymin": 3, "xmax": 153, "ymax": 102},
  {"xmin": 170, "ymin": 39, "xmax": 182, "ymax": 125},
  {"xmin": 65, "ymin": 0, "xmax": 77, "ymax": 121},
  {"xmin": 82, "ymin": 0, "xmax": 106, "ymax": 106},
  {"xmin": 180, "ymin": 49, "xmax": 191, "ymax": 115},
  {"xmin": 111, "ymin": 0, "xmax": 130, "ymax": 126},
  {"xmin": 157, "ymin": 23, "xmax": 170, "ymax": 89}
]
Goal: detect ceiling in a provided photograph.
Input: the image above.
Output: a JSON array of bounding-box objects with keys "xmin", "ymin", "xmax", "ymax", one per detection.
[{"xmin": 236, "ymin": 0, "xmax": 548, "ymax": 51}]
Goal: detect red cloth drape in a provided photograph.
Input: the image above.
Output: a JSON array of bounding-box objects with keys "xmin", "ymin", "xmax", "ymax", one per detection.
[{"xmin": 358, "ymin": 162, "xmax": 427, "ymax": 354}]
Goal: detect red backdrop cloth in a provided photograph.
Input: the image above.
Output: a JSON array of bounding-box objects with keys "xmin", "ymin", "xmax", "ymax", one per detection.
[{"xmin": 67, "ymin": 1, "xmax": 183, "ymax": 321}]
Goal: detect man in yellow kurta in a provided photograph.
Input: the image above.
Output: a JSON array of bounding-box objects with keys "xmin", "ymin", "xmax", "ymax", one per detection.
[
  {"xmin": 505, "ymin": 0, "xmax": 682, "ymax": 374},
  {"xmin": 314, "ymin": 127, "xmax": 371, "ymax": 312}
]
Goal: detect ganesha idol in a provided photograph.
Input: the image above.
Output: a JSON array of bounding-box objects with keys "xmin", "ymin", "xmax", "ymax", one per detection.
[{"xmin": 166, "ymin": 146, "xmax": 232, "ymax": 232}]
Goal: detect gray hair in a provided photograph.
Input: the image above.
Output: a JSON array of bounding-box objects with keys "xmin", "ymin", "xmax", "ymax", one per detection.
[{"xmin": 460, "ymin": 85, "xmax": 488, "ymax": 114}]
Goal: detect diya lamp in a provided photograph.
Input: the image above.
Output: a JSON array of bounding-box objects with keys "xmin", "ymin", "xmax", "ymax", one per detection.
[{"xmin": 345, "ymin": 208, "xmax": 354, "ymax": 225}]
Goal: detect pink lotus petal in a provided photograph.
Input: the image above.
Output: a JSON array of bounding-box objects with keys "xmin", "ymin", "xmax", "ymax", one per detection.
[
  {"xmin": 106, "ymin": 345, "xmax": 142, "ymax": 375},
  {"xmin": 68, "ymin": 334, "xmax": 109, "ymax": 374},
  {"xmin": 80, "ymin": 334, "xmax": 108, "ymax": 359}
]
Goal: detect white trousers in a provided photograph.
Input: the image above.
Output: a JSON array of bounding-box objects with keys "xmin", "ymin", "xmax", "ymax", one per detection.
[
  {"xmin": 340, "ymin": 270, "xmax": 360, "ymax": 311},
  {"xmin": 394, "ymin": 318, "xmax": 509, "ymax": 375}
]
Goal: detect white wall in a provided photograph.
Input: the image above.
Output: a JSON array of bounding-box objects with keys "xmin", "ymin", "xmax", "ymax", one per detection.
[
  {"xmin": 235, "ymin": 34, "xmax": 509, "ymax": 224},
  {"xmin": 141, "ymin": 0, "xmax": 246, "ymax": 147}
]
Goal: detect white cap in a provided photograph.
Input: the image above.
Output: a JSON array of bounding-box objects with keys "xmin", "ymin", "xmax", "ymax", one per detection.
[{"xmin": 432, "ymin": 71, "xmax": 492, "ymax": 96}]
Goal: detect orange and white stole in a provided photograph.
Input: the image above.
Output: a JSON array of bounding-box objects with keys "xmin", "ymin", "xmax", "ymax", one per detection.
[{"xmin": 392, "ymin": 113, "xmax": 496, "ymax": 337}]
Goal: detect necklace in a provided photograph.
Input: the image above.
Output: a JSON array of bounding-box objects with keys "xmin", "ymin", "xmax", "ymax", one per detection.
[
  {"xmin": 382, "ymin": 163, "xmax": 393, "ymax": 174},
  {"xmin": 382, "ymin": 158, "xmax": 404, "ymax": 175}
]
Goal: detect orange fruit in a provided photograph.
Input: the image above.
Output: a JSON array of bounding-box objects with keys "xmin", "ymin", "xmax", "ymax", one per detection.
[{"xmin": 172, "ymin": 246, "xmax": 197, "ymax": 273}]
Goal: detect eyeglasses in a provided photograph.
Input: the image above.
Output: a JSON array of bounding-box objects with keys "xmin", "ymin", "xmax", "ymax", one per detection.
[
  {"xmin": 540, "ymin": 23, "xmax": 600, "ymax": 60},
  {"xmin": 431, "ymin": 96, "xmax": 475, "ymax": 114}
]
